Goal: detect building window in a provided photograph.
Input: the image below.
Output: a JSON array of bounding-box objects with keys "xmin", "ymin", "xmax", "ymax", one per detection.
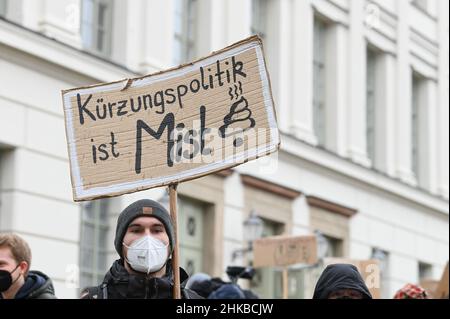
[
  {"xmin": 366, "ymin": 48, "xmax": 377, "ymax": 165},
  {"xmin": 411, "ymin": 72, "xmax": 426, "ymax": 183},
  {"xmin": 81, "ymin": 0, "xmax": 113, "ymax": 57},
  {"xmin": 251, "ymin": 0, "xmax": 268, "ymax": 39},
  {"xmin": 418, "ymin": 261, "xmax": 433, "ymax": 280},
  {"xmin": 313, "ymin": 17, "xmax": 327, "ymax": 147},
  {"xmin": 173, "ymin": 0, "xmax": 198, "ymax": 65},
  {"xmin": 79, "ymin": 199, "xmax": 109, "ymax": 290},
  {"xmin": 323, "ymin": 234, "xmax": 344, "ymax": 258},
  {"xmin": 0, "ymin": 0, "xmax": 7, "ymax": 17}
]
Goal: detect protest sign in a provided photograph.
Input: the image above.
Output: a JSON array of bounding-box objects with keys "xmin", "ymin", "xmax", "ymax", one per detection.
[{"xmin": 62, "ymin": 36, "xmax": 280, "ymax": 201}]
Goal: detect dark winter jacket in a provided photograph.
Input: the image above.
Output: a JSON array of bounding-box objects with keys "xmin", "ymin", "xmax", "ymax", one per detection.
[
  {"xmin": 189, "ymin": 277, "xmax": 226, "ymax": 298},
  {"xmin": 208, "ymin": 284, "xmax": 246, "ymax": 299},
  {"xmin": 189, "ymin": 277, "xmax": 259, "ymax": 299},
  {"xmin": 0, "ymin": 270, "xmax": 57, "ymax": 299},
  {"xmin": 313, "ymin": 264, "xmax": 372, "ymax": 299},
  {"xmin": 81, "ymin": 259, "xmax": 202, "ymax": 299}
]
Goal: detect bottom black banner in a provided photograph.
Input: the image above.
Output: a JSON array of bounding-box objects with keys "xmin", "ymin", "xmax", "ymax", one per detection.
[{"xmin": 1, "ymin": 299, "xmax": 448, "ymax": 318}]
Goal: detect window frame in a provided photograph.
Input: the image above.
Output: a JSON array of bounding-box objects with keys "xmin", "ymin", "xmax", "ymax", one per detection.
[
  {"xmin": 173, "ymin": 0, "xmax": 198, "ymax": 65},
  {"xmin": 366, "ymin": 48, "xmax": 377, "ymax": 165},
  {"xmin": 0, "ymin": 0, "xmax": 7, "ymax": 17},
  {"xmin": 418, "ymin": 261, "xmax": 433, "ymax": 281},
  {"xmin": 79, "ymin": 199, "xmax": 110, "ymax": 289},
  {"xmin": 411, "ymin": 72, "xmax": 422, "ymax": 182},
  {"xmin": 313, "ymin": 17, "xmax": 327, "ymax": 147},
  {"xmin": 80, "ymin": 0, "xmax": 113, "ymax": 57},
  {"xmin": 251, "ymin": 0, "xmax": 268, "ymax": 39}
]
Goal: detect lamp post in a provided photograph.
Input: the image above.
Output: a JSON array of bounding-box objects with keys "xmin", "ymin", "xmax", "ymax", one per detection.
[
  {"xmin": 231, "ymin": 210, "xmax": 263, "ymax": 262},
  {"xmin": 243, "ymin": 210, "xmax": 264, "ymax": 248},
  {"xmin": 371, "ymin": 248, "xmax": 388, "ymax": 273},
  {"xmin": 314, "ymin": 230, "xmax": 330, "ymax": 263}
]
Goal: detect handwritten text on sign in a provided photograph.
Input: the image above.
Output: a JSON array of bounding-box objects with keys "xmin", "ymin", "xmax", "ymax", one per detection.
[{"xmin": 62, "ymin": 36, "xmax": 280, "ymax": 201}]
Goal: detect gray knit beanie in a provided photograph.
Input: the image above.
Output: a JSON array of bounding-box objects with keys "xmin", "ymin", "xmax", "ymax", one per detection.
[{"xmin": 114, "ymin": 199, "xmax": 174, "ymax": 259}]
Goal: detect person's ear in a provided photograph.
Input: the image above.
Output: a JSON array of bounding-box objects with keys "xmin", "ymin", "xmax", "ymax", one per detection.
[
  {"xmin": 18, "ymin": 261, "xmax": 28, "ymax": 276},
  {"xmin": 122, "ymin": 245, "xmax": 127, "ymax": 259}
]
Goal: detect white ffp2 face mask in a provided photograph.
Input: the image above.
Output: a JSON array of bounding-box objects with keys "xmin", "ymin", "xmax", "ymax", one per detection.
[{"xmin": 123, "ymin": 235, "xmax": 169, "ymax": 274}]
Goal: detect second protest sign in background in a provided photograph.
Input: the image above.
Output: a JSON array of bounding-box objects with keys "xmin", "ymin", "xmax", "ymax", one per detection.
[
  {"xmin": 253, "ymin": 235, "xmax": 318, "ymax": 267},
  {"xmin": 62, "ymin": 36, "xmax": 280, "ymax": 201}
]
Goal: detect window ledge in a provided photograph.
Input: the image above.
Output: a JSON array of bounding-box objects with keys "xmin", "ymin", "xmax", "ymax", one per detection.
[
  {"xmin": 0, "ymin": 17, "xmax": 137, "ymax": 83},
  {"xmin": 279, "ymin": 131, "xmax": 449, "ymax": 215}
]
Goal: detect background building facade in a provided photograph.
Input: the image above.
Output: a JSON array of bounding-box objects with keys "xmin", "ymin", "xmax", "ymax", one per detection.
[{"xmin": 0, "ymin": 0, "xmax": 448, "ymax": 298}]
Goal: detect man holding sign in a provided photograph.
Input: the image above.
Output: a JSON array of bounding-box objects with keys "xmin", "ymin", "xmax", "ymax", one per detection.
[
  {"xmin": 81, "ymin": 199, "xmax": 201, "ymax": 299},
  {"xmin": 62, "ymin": 36, "xmax": 279, "ymax": 299}
]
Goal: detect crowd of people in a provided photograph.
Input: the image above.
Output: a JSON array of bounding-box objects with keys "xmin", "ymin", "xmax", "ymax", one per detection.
[{"xmin": 0, "ymin": 199, "xmax": 442, "ymax": 299}]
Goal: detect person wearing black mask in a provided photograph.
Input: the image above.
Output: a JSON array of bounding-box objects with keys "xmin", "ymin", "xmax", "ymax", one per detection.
[
  {"xmin": 313, "ymin": 263, "xmax": 372, "ymax": 299},
  {"xmin": 0, "ymin": 233, "xmax": 56, "ymax": 299}
]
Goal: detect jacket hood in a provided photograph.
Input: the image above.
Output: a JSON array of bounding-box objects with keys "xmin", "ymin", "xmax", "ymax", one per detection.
[
  {"xmin": 313, "ymin": 264, "xmax": 372, "ymax": 299},
  {"xmin": 15, "ymin": 270, "xmax": 55, "ymax": 299}
]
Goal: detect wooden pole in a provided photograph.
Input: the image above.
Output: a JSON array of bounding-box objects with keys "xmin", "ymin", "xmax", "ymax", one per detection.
[
  {"xmin": 282, "ymin": 267, "xmax": 289, "ymax": 299},
  {"xmin": 169, "ymin": 184, "xmax": 181, "ymax": 299}
]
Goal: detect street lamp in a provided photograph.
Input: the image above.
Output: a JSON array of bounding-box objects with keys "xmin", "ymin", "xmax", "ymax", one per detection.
[
  {"xmin": 243, "ymin": 210, "xmax": 264, "ymax": 247},
  {"xmin": 315, "ymin": 230, "xmax": 329, "ymax": 262},
  {"xmin": 231, "ymin": 210, "xmax": 263, "ymax": 261},
  {"xmin": 371, "ymin": 248, "xmax": 388, "ymax": 274}
]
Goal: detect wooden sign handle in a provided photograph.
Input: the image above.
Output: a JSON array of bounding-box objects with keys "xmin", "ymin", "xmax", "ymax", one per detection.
[
  {"xmin": 282, "ymin": 267, "xmax": 288, "ymax": 299},
  {"xmin": 169, "ymin": 184, "xmax": 181, "ymax": 299}
]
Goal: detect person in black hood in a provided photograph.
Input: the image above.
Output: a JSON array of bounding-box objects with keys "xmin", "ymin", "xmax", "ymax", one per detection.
[
  {"xmin": 81, "ymin": 199, "xmax": 202, "ymax": 299},
  {"xmin": 0, "ymin": 233, "xmax": 56, "ymax": 299},
  {"xmin": 313, "ymin": 263, "xmax": 372, "ymax": 299}
]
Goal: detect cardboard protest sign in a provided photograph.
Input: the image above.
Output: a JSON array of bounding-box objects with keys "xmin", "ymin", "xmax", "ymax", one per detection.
[
  {"xmin": 419, "ymin": 279, "xmax": 439, "ymax": 299},
  {"xmin": 62, "ymin": 36, "xmax": 280, "ymax": 201},
  {"xmin": 253, "ymin": 235, "xmax": 317, "ymax": 268},
  {"xmin": 434, "ymin": 262, "xmax": 449, "ymax": 299},
  {"xmin": 324, "ymin": 258, "xmax": 381, "ymax": 299}
]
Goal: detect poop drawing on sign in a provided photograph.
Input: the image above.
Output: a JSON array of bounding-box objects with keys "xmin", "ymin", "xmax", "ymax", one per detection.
[{"xmin": 219, "ymin": 84, "xmax": 256, "ymax": 147}]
